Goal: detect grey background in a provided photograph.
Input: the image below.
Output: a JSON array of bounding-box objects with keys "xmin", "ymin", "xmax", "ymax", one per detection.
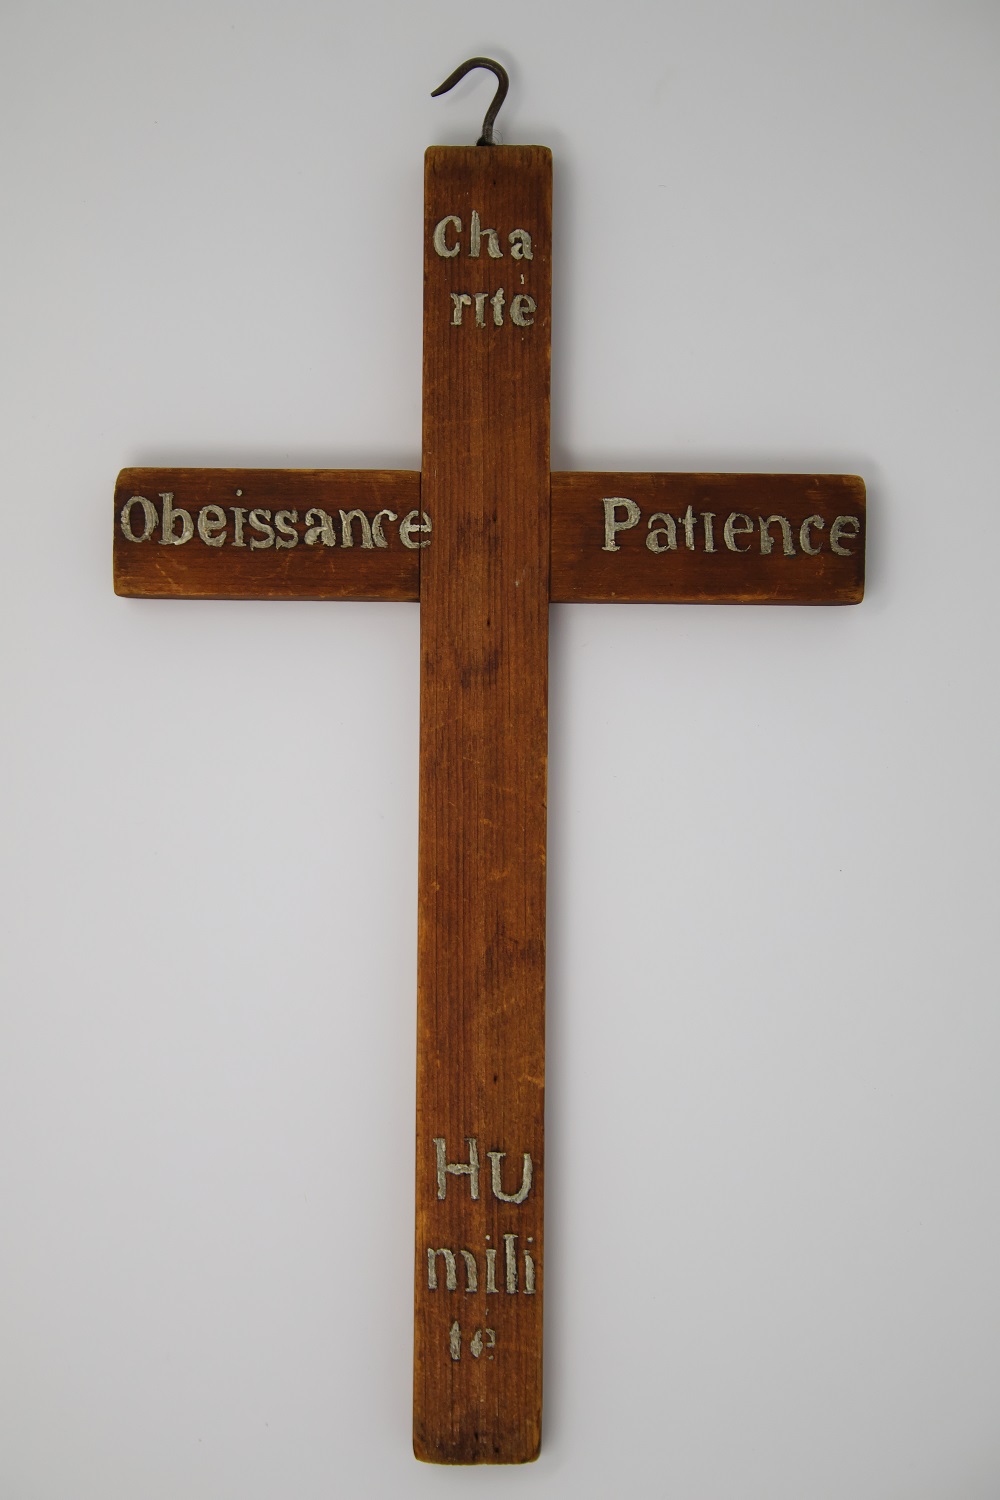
[{"xmin": 2, "ymin": 2, "xmax": 998, "ymax": 1495}]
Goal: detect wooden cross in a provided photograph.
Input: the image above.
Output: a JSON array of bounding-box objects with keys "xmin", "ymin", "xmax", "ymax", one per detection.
[{"xmin": 112, "ymin": 59, "xmax": 865, "ymax": 1467}]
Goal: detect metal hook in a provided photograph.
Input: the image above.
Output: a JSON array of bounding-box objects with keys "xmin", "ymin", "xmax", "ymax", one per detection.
[{"xmin": 431, "ymin": 57, "xmax": 509, "ymax": 146}]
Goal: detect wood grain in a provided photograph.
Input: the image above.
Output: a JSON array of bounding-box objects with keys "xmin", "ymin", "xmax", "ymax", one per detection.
[
  {"xmin": 115, "ymin": 469, "xmax": 865, "ymax": 606},
  {"xmin": 413, "ymin": 146, "xmax": 551, "ymax": 1465},
  {"xmin": 113, "ymin": 469, "xmax": 420, "ymax": 600},
  {"xmin": 550, "ymin": 471, "xmax": 865, "ymax": 603}
]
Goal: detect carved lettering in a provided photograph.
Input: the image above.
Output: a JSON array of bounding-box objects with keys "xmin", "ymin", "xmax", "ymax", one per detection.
[
  {"xmin": 450, "ymin": 292, "xmax": 473, "ymax": 325},
  {"xmin": 304, "ymin": 507, "xmax": 337, "ymax": 546},
  {"xmin": 274, "ymin": 509, "xmax": 298, "ymax": 548},
  {"xmin": 460, "ymin": 1250, "xmax": 478, "ymax": 1292},
  {"xmin": 504, "ymin": 1233, "xmax": 518, "ymax": 1294},
  {"xmin": 230, "ymin": 506, "xmax": 248, "ymax": 548},
  {"xmin": 371, "ymin": 509, "xmax": 398, "ymax": 548},
  {"xmin": 433, "ymin": 215, "xmax": 461, "ymax": 257},
  {"xmin": 449, "ymin": 1324, "xmax": 496, "ymax": 1362},
  {"xmin": 602, "ymin": 497, "xmax": 641, "ymax": 551},
  {"xmin": 446, "ymin": 286, "xmax": 530, "ymax": 328},
  {"xmin": 248, "ymin": 508, "xmax": 274, "ymax": 549},
  {"xmin": 425, "ymin": 1140, "xmax": 539, "ymax": 1319},
  {"xmin": 433, "ymin": 213, "xmax": 536, "ymax": 261},
  {"xmin": 470, "ymin": 210, "xmax": 503, "ymax": 259},
  {"xmin": 510, "ymin": 294, "xmax": 536, "ymax": 327},
  {"xmin": 339, "ymin": 509, "xmax": 374, "ymax": 549},
  {"xmin": 469, "ymin": 1327, "xmax": 496, "ymax": 1359},
  {"xmin": 508, "ymin": 228, "xmax": 533, "ymax": 260},
  {"xmin": 120, "ymin": 495, "xmax": 157, "ymax": 543},
  {"xmin": 646, "ymin": 511, "xmax": 677, "ymax": 553},
  {"xmin": 400, "ymin": 510, "xmax": 432, "ymax": 549},
  {"xmin": 427, "ymin": 1248, "xmax": 478, "ymax": 1293},
  {"xmin": 830, "ymin": 515, "xmax": 860, "ymax": 555},
  {"xmin": 120, "ymin": 495, "xmax": 433, "ymax": 552},
  {"xmin": 600, "ymin": 499, "xmax": 862, "ymax": 563},
  {"xmin": 427, "ymin": 1247, "xmax": 457, "ymax": 1291},
  {"xmin": 723, "ymin": 512, "xmax": 753, "ymax": 552},
  {"xmin": 197, "ymin": 503, "xmax": 227, "ymax": 547},
  {"xmin": 487, "ymin": 1150, "xmax": 533, "ymax": 1204},
  {"xmin": 433, "ymin": 1136, "xmax": 480, "ymax": 1200},
  {"xmin": 800, "ymin": 514, "xmax": 825, "ymax": 555},
  {"xmin": 758, "ymin": 514, "xmax": 796, "ymax": 556},
  {"xmin": 159, "ymin": 492, "xmax": 193, "ymax": 546},
  {"xmin": 426, "ymin": 1235, "xmax": 537, "ymax": 1296}
]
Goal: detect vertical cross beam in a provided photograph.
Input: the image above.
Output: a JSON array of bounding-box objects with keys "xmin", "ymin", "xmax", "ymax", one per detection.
[{"xmin": 413, "ymin": 147, "xmax": 552, "ymax": 1464}]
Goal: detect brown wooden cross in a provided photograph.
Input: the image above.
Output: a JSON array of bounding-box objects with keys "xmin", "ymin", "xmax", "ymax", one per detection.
[{"xmin": 113, "ymin": 64, "xmax": 865, "ymax": 1467}]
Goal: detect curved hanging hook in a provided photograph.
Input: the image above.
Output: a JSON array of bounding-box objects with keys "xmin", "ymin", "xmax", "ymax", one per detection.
[{"xmin": 431, "ymin": 56, "xmax": 509, "ymax": 146}]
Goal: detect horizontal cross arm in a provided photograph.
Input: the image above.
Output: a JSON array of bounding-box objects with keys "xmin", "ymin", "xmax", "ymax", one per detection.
[
  {"xmin": 549, "ymin": 472, "xmax": 865, "ymax": 604},
  {"xmin": 114, "ymin": 468, "xmax": 864, "ymax": 605}
]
